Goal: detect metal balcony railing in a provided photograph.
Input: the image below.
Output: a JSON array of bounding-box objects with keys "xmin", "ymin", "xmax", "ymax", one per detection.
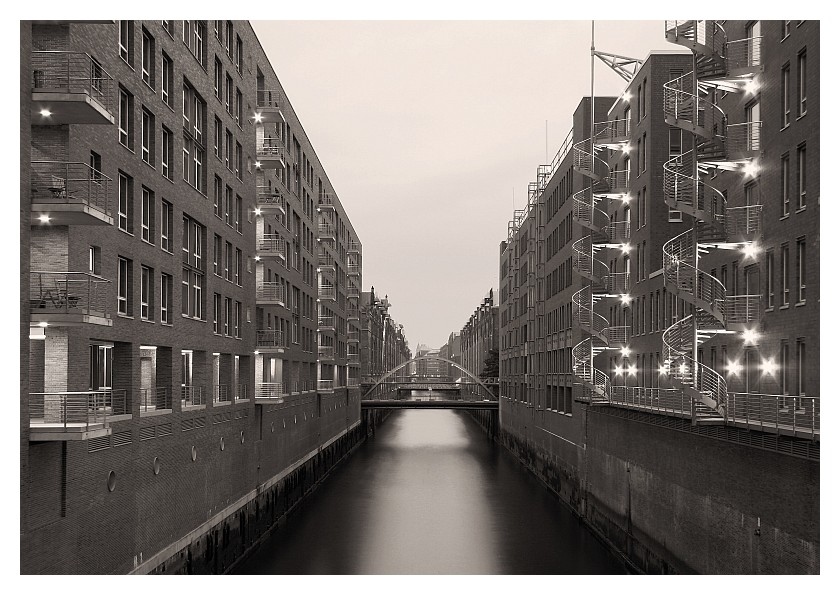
[
  {"xmin": 257, "ymin": 186, "xmax": 286, "ymax": 210},
  {"xmin": 318, "ymin": 222, "xmax": 335, "ymax": 237},
  {"xmin": 318, "ymin": 315, "xmax": 335, "ymax": 328},
  {"xmin": 665, "ymin": 20, "xmax": 727, "ymax": 59},
  {"xmin": 181, "ymin": 385, "xmax": 206, "ymax": 407},
  {"xmin": 347, "ymin": 263, "xmax": 360, "ymax": 275},
  {"xmin": 256, "ymin": 89, "xmax": 282, "ymax": 110},
  {"xmin": 610, "ymin": 386, "xmax": 688, "ymax": 415},
  {"xmin": 720, "ymin": 295, "xmax": 761, "ymax": 325},
  {"xmin": 347, "ymin": 330, "xmax": 360, "ymax": 342},
  {"xmin": 572, "ymin": 338, "xmax": 610, "ymax": 402},
  {"xmin": 727, "ymin": 121, "xmax": 762, "ymax": 154},
  {"xmin": 139, "ymin": 387, "xmax": 170, "ymax": 413},
  {"xmin": 725, "ymin": 36, "xmax": 763, "ymax": 72},
  {"xmin": 318, "ymin": 284, "xmax": 336, "ymax": 300},
  {"xmin": 318, "ymin": 252, "xmax": 335, "ymax": 267},
  {"xmin": 347, "ymin": 240, "xmax": 360, "ymax": 253},
  {"xmin": 30, "ymin": 271, "xmax": 110, "ymax": 317},
  {"xmin": 318, "ymin": 345, "xmax": 335, "ymax": 360},
  {"xmin": 31, "ymin": 161, "xmax": 112, "ymax": 215},
  {"xmin": 257, "ymin": 329, "xmax": 286, "ymax": 349},
  {"xmin": 255, "ymin": 382, "xmax": 286, "ymax": 400},
  {"xmin": 318, "ymin": 380, "xmax": 334, "ymax": 392},
  {"xmin": 213, "ymin": 384, "xmax": 231, "ymax": 404},
  {"xmin": 347, "ymin": 352, "xmax": 360, "ymax": 364},
  {"xmin": 725, "ymin": 204, "xmax": 762, "ymax": 238},
  {"xmin": 726, "ymin": 393, "xmax": 818, "ymax": 439},
  {"xmin": 32, "ymin": 51, "xmax": 115, "ymax": 113},
  {"xmin": 257, "ymin": 281, "xmax": 286, "ymax": 305},
  {"xmin": 235, "ymin": 384, "xmax": 249, "ymax": 401},
  {"xmin": 257, "ymin": 233, "xmax": 285, "ymax": 254},
  {"xmin": 257, "ymin": 137, "xmax": 288, "ymax": 162},
  {"xmin": 662, "ymin": 315, "xmax": 727, "ymax": 414},
  {"xmin": 348, "ymin": 377, "xmax": 360, "ymax": 387},
  {"xmin": 318, "ymin": 193, "xmax": 336, "ymax": 208},
  {"xmin": 29, "ymin": 389, "xmax": 127, "ymax": 430},
  {"xmin": 594, "ymin": 118, "xmax": 631, "ymax": 145},
  {"xmin": 346, "ymin": 307, "xmax": 359, "ymax": 319}
]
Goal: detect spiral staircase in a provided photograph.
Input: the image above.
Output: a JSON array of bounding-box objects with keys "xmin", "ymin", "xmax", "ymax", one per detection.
[
  {"xmin": 571, "ymin": 119, "xmax": 631, "ymax": 403},
  {"xmin": 661, "ymin": 20, "xmax": 764, "ymax": 422}
]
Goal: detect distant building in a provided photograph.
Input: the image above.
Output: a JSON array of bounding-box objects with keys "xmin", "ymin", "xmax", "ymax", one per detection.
[
  {"xmin": 461, "ymin": 289, "xmax": 499, "ymax": 395},
  {"xmin": 359, "ymin": 288, "xmax": 411, "ymax": 386}
]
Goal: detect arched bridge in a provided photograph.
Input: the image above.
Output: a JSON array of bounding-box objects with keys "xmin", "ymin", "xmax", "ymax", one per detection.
[{"xmin": 361, "ymin": 355, "xmax": 499, "ymax": 410}]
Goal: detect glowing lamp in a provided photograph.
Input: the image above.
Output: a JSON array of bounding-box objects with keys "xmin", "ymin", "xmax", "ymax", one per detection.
[
  {"xmin": 744, "ymin": 79, "xmax": 759, "ymax": 95},
  {"xmin": 254, "ymin": 208, "xmax": 262, "ymax": 216},
  {"xmin": 620, "ymin": 346, "xmax": 631, "ymax": 358},
  {"xmin": 760, "ymin": 358, "xmax": 779, "ymax": 376},
  {"xmin": 742, "ymin": 242, "xmax": 759, "ymax": 259},
  {"xmin": 743, "ymin": 161, "xmax": 759, "ymax": 178},
  {"xmin": 620, "ymin": 294, "xmax": 631, "ymax": 305},
  {"xmin": 742, "ymin": 328, "xmax": 760, "ymax": 345},
  {"xmin": 40, "ymin": 109, "xmax": 52, "ymax": 117},
  {"xmin": 253, "ymin": 113, "xmax": 262, "ymax": 123},
  {"xmin": 38, "ymin": 214, "xmax": 51, "ymax": 224},
  {"xmin": 38, "ymin": 321, "xmax": 49, "ymax": 328},
  {"xmin": 726, "ymin": 360, "xmax": 743, "ymax": 376}
]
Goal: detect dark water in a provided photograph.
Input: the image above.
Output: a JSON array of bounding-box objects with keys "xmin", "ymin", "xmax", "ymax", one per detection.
[{"xmin": 233, "ymin": 409, "xmax": 625, "ymax": 574}]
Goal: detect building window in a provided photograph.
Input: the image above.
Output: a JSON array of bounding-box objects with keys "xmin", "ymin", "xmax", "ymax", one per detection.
[
  {"xmin": 780, "ymin": 244, "xmax": 790, "ymax": 306},
  {"xmin": 225, "ymin": 129, "xmax": 233, "ymax": 170},
  {"xmin": 182, "ymin": 82, "xmax": 206, "ymax": 193},
  {"xmin": 118, "ymin": 257, "xmax": 132, "ymax": 315},
  {"xmin": 141, "ymin": 108, "xmax": 154, "ymax": 165},
  {"xmin": 118, "ymin": 172, "xmax": 132, "ymax": 232},
  {"xmin": 119, "ymin": 20, "xmax": 133, "ymax": 65},
  {"xmin": 141, "ymin": 187, "xmax": 154, "ymax": 243},
  {"xmin": 213, "ymin": 293, "xmax": 222, "ymax": 334},
  {"xmin": 141, "ymin": 28, "xmax": 154, "ymax": 87},
  {"xmin": 782, "ymin": 20, "xmax": 791, "ymax": 40},
  {"xmin": 639, "ymin": 186, "xmax": 646, "ymax": 228},
  {"xmin": 213, "ymin": 234, "xmax": 222, "ymax": 276},
  {"xmin": 225, "ymin": 186, "xmax": 233, "ymax": 226},
  {"xmin": 796, "ymin": 340, "xmax": 806, "ymax": 397},
  {"xmin": 235, "ymin": 301, "xmax": 242, "ymax": 337},
  {"xmin": 181, "ymin": 216, "xmax": 205, "ymax": 319},
  {"xmin": 161, "ymin": 52, "xmax": 173, "ymax": 107},
  {"xmin": 214, "ymin": 117, "xmax": 222, "ymax": 158},
  {"xmin": 781, "ymin": 153, "xmax": 790, "ymax": 216},
  {"xmin": 746, "ymin": 21, "xmax": 761, "ymax": 66},
  {"xmin": 226, "ymin": 21, "xmax": 233, "ymax": 57},
  {"xmin": 797, "ymin": 143, "xmax": 806, "ymax": 209},
  {"xmin": 118, "ymin": 88, "xmax": 133, "ymax": 148},
  {"xmin": 89, "ymin": 245, "xmax": 101, "ymax": 275},
  {"xmin": 797, "ymin": 49, "xmax": 807, "ymax": 117},
  {"xmin": 235, "ymin": 142, "xmax": 242, "ymax": 179},
  {"xmin": 161, "ymin": 199, "xmax": 173, "ymax": 252},
  {"xmin": 236, "ymin": 35, "xmax": 243, "ymax": 72},
  {"xmin": 140, "ymin": 265, "xmax": 152, "ymax": 321},
  {"xmin": 781, "ymin": 63, "xmax": 790, "ymax": 128},
  {"xmin": 225, "ymin": 241, "xmax": 233, "ymax": 281},
  {"xmin": 160, "ymin": 125, "xmax": 172, "ymax": 179},
  {"xmin": 780, "ymin": 341, "xmax": 789, "ymax": 395},
  {"xmin": 796, "ymin": 237, "xmax": 806, "ymax": 303},
  {"xmin": 236, "ymin": 88, "xmax": 243, "ymax": 127},
  {"xmin": 224, "ymin": 297, "xmax": 232, "ymax": 336},
  {"xmin": 235, "ymin": 195, "xmax": 242, "ymax": 232},
  {"xmin": 235, "ymin": 248, "xmax": 242, "ymax": 285},
  {"xmin": 214, "ymin": 57, "xmax": 222, "ymax": 100},
  {"xmin": 745, "ymin": 100, "xmax": 760, "ymax": 152},
  {"xmin": 183, "ymin": 20, "xmax": 205, "ymax": 65},
  {"xmin": 641, "ymin": 133, "xmax": 647, "ymax": 173},
  {"xmin": 225, "ymin": 74, "xmax": 233, "ymax": 115},
  {"xmin": 765, "ymin": 250, "xmax": 775, "ymax": 309},
  {"xmin": 161, "ymin": 273, "xmax": 173, "ymax": 324}
]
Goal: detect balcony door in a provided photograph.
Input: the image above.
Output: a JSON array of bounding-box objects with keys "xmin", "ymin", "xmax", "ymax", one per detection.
[{"xmin": 89, "ymin": 343, "xmax": 113, "ymax": 391}]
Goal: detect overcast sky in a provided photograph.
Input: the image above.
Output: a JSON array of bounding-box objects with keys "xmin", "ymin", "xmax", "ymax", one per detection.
[{"xmin": 252, "ymin": 20, "xmax": 679, "ymax": 350}]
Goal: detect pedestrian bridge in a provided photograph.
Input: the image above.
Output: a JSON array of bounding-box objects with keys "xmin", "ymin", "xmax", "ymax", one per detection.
[{"xmin": 360, "ymin": 355, "xmax": 499, "ymax": 410}]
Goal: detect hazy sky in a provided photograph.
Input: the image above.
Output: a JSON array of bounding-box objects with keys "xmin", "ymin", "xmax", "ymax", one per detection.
[{"xmin": 252, "ymin": 20, "xmax": 679, "ymax": 349}]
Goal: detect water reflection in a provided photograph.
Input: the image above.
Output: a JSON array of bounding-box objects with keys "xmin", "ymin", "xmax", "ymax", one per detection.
[{"xmin": 234, "ymin": 410, "xmax": 624, "ymax": 574}]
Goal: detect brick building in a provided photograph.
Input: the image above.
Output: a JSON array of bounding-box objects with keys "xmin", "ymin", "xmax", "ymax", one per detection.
[
  {"xmin": 22, "ymin": 20, "xmax": 364, "ymax": 573},
  {"xmin": 359, "ymin": 288, "xmax": 411, "ymax": 386},
  {"xmin": 460, "ymin": 289, "xmax": 498, "ymax": 395}
]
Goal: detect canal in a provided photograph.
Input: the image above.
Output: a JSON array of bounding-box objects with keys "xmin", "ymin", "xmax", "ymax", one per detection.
[{"xmin": 233, "ymin": 409, "xmax": 626, "ymax": 574}]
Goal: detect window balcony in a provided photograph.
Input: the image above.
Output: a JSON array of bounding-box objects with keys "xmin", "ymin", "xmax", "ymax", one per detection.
[
  {"xmin": 255, "ymin": 89, "xmax": 286, "ymax": 123},
  {"xmin": 255, "ymin": 382, "xmax": 286, "ymax": 404},
  {"xmin": 256, "ymin": 186, "xmax": 286, "ymax": 213},
  {"xmin": 257, "ymin": 233, "xmax": 286, "ymax": 262},
  {"xmin": 213, "ymin": 384, "xmax": 231, "ymax": 405},
  {"xmin": 317, "ymin": 192, "xmax": 336, "ymax": 211},
  {"xmin": 318, "ymin": 264, "xmax": 336, "ymax": 279},
  {"xmin": 318, "ymin": 315, "xmax": 335, "ymax": 332},
  {"xmin": 256, "ymin": 137, "xmax": 287, "ymax": 169},
  {"xmin": 719, "ymin": 294, "xmax": 762, "ymax": 329},
  {"xmin": 181, "ymin": 385, "xmax": 206, "ymax": 409},
  {"xmin": 139, "ymin": 387, "xmax": 171, "ymax": 414},
  {"xmin": 257, "ymin": 281, "xmax": 286, "ymax": 307},
  {"xmin": 347, "ymin": 263, "xmax": 361, "ymax": 277},
  {"xmin": 347, "ymin": 239, "xmax": 360, "ymax": 253},
  {"xmin": 30, "ymin": 271, "xmax": 111, "ymax": 327},
  {"xmin": 31, "ymin": 162, "xmax": 113, "ymax": 225},
  {"xmin": 318, "ymin": 221, "xmax": 335, "ymax": 240},
  {"xmin": 347, "ymin": 330, "xmax": 360, "ymax": 343},
  {"xmin": 346, "ymin": 307, "xmax": 359, "ymax": 320},
  {"xmin": 318, "ymin": 345, "xmax": 336, "ymax": 362},
  {"xmin": 32, "ymin": 51, "xmax": 115, "ymax": 125},
  {"xmin": 29, "ymin": 389, "xmax": 127, "ymax": 441},
  {"xmin": 235, "ymin": 384, "xmax": 249, "ymax": 402},
  {"xmin": 347, "ymin": 285, "xmax": 360, "ymax": 299},
  {"xmin": 256, "ymin": 329, "xmax": 286, "ymax": 353},
  {"xmin": 317, "ymin": 379, "xmax": 335, "ymax": 394},
  {"xmin": 347, "ymin": 352, "xmax": 360, "ymax": 365},
  {"xmin": 318, "ymin": 284, "xmax": 336, "ymax": 301}
]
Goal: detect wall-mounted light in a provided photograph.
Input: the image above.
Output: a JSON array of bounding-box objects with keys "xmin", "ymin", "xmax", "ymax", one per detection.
[
  {"xmin": 620, "ymin": 346, "xmax": 631, "ymax": 357},
  {"xmin": 742, "ymin": 328, "xmax": 760, "ymax": 345},
  {"xmin": 743, "ymin": 161, "xmax": 759, "ymax": 178},
  {"xmin": 38, "ymin": 214, "xmax": 51, "ymax": 224},
  {"xmin": 39, "ymin": 109, "xmax": 52, "ymax": 117}
]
